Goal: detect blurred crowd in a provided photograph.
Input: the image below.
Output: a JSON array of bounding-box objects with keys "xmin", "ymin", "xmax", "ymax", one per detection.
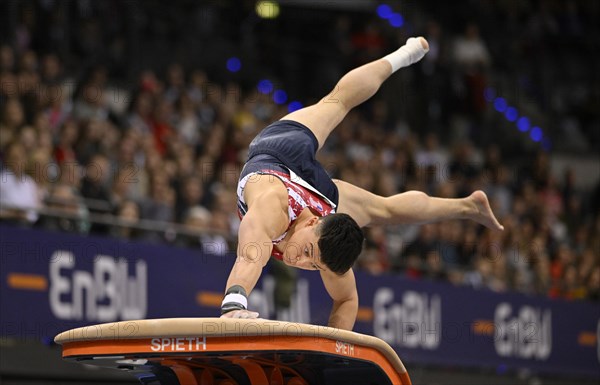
[{"xmin": 0, "ymin": 0, "xmax": 598, "ymax": 301}]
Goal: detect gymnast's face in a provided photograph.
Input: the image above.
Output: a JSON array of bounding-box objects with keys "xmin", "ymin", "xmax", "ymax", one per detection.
[{"xmin": 282, "ymin": 219, "xmax": 325, "ymax": 271}]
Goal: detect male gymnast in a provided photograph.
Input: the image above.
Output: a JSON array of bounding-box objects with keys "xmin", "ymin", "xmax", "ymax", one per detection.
[{"xmin": 221, "ymin": 37, "xmax": 503, "ymax": 330}]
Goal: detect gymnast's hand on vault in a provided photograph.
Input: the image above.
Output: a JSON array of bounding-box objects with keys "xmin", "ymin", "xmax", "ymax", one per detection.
[{"xmin": 220, "ymin": 310, "xmax": 260, "ymax": 319}]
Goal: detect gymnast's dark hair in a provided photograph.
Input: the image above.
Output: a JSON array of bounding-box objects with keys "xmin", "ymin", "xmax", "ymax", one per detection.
[{"xmin": 317, "ymin": 213, "xmax": 364, "ymax": 275}]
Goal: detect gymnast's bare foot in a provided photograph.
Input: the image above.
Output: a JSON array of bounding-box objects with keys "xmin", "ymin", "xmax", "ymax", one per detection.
[{"xmin": 467, "ymin": 190, "xmax": 504, "ymax": 231}]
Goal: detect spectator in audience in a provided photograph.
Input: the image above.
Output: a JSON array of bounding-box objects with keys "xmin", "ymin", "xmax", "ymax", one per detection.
[
  {"xmin": 54, "ymin": 120, "xmax": 79, "ymax": 165},
  {"xmin": 533, "ymin": 253, "xmax": 553, "ymax": 296},
  {"xmin": 180, "ymin": 206, "xmax": 229, "ymax": 256},
  {"xmin": 174, "ymin": 93, "xmax": 201, "ymax": 145},
  {"xmin": 357, "ymin": 248, "xmax": 386, "ymax": 276},
  {"xmin": 40, "ymin": 54, "xmax": 63, "ymax": 85},
  {"xmin": 175, "ymin": 175, "xmax": 205, "ymax": 222},
  {"xmin": 177, "ymin": 205, "xmax": 210, "ymax": 248},
  {"xmin": 111, "ymin": 200, "xmax": 142, "ymax": 240},
  {"xmin": 562, "ymin": 264, "xmax": 587, "ymax": 299},
  {"xmin": 402, "ymin": 224, "xmax": 438, "ymax": 264},
  {"xmin": 0, "ymin": 45, "xmax": 15, "ymax": 72},
  {"xmin": 39, "ymin": 183, "xmax": 89, "ymax": 233},
  {"xmin": 81, "ymin": 153, "xmax": 113, "ymax": 233},
  {"xmin": 424, "ymin": 250, "xmax": 447, "ymax": 281},
  {"xmin": 587, "ymin": 267, "xmax": 600, "ymax": 301},
  {"xmin": 203, "ymin": 210, "xmax": 231, "ymax": 256},
  {"xmin": 0, "ymin": 98, "xmax": 26, "ymax": 148},
  {"xmin": 81, "ymin": 153, "xmax": 112, "ymax": 202},
  {"xmin": 151, "ymin": 98, "xmax": 175, "ymax": 156},
  {"xmin": 140, "ymin": 171, "xmax": 174, "ymax": 223},
  {"xmin": 73, "ymin": 78, "xmax": 109, "ymax": 121},
  {"xmin": 0, "ymin": 142, "xmax": 41, "ymax": 223},
  {"xmin": 452, "ymin": 22, "xmax": 491, "ymax": 129},
  {"xmin": 111, "ymin": 165, "xmax": 137, "ymax": 207},
  {"xmin": 128, "ymin": 92, "xmax": 154, "ymax": 135}
]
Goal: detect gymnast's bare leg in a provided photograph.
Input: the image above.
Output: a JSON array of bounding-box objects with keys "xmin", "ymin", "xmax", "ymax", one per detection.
[{"xmin": 281, "ymin": 37, "xmax": 503, "ymax": 231}]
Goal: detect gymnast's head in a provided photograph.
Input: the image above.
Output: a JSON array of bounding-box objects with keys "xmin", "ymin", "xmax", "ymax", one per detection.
[
  {"xmin": 318, "ymin": 213, "xmax": 364, "ymax": 274},
  {"xmin": 284, "ymin": 213, "xmax": 364, "ymax": 275}
]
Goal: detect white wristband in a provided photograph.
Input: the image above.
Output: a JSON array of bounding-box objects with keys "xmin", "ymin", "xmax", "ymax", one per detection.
[{"xmin": 221, "ymin": 293, "xmax": 248, "ymax": 309}]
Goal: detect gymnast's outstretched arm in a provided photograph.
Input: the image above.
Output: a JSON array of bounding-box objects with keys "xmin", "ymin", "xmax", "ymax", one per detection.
[
  {"xmin": 221, "ymin": 176, "xmax": 289, "ymax": 319},
  {"xmin": 321, "ymin": 268, "xmax": 359, "ymax": 330}
]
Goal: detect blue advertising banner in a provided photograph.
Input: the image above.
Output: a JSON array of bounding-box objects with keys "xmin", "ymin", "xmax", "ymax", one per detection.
[{"xmin": 0, "ymin": 225, "xmax": 598, "ymax": 379}]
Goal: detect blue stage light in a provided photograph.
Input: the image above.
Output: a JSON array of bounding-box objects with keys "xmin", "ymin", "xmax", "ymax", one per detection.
[
  {"xmin": 273, "ymin": 90, "xmax": 288, "ymax": 104},
  {"xmin": 494, "ymin": 97, "xmax": 507, "ymax": 112},
  {"xmin": 288, "ymin": 101, "xmax": 303, "ymax": 112},
  {"xmin": 226, "ymin": 57, "xmax": 242, "ymax": 73},
  {"xmin": 389, "ymin": 13, "xmax": 404, "ymax": 28},
  {"xmin": 257, "ymin": 79, "xmax": 274, "ymax": 94},
  {"xmin": 530, "ymin": 126, "xmax": 543, "ymax": 142},
  {"xmin": 377, "ymin": 4, "xmax": 393, "ymax": 19},
  {"xmin": 483, "ymin": 87, "xmax": 496, "ymax": 102},
  {"xmin": 517, "ymin": 117, "xmax": 530, "ymax": 132},
  {"xmin": 505, "ymin": 107, "xmax": 518, "ymax": 122}
]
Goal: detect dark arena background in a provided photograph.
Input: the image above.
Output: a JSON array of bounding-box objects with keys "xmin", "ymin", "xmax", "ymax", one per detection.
[{"xmin": 0, "ymin": 1, "xmax": 599, "ymax": 384}]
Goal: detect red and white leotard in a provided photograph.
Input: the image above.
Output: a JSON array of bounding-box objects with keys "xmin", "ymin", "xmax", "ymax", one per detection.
[{"xmin": 236, "ymin": 169, "xmax": 336, "ymax": 260}]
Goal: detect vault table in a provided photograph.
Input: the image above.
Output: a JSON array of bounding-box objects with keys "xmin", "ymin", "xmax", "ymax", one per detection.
[{"xmin": 55, "ymin": 318, "xmax": 411, "ymax": 385}]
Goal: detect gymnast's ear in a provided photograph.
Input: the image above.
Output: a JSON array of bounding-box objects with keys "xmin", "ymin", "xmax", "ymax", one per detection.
[{"xmin": 306, "ymin": 216, "xmax": 320, "ymax": 227}]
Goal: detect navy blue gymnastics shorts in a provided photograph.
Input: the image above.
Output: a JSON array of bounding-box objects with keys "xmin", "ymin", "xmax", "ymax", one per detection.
[{"xmin": 240, "ymin": 120, "xmax": 339, "ymax": 207}]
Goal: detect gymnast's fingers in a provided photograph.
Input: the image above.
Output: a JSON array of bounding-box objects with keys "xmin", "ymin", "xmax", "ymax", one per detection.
[
  {"xmin": 236, "ymin": 310, "xmax": 260, "ymax": 319},
  {"xmin": 221, "ymin": 310, "xmax": 260, "ymax": 319}
]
